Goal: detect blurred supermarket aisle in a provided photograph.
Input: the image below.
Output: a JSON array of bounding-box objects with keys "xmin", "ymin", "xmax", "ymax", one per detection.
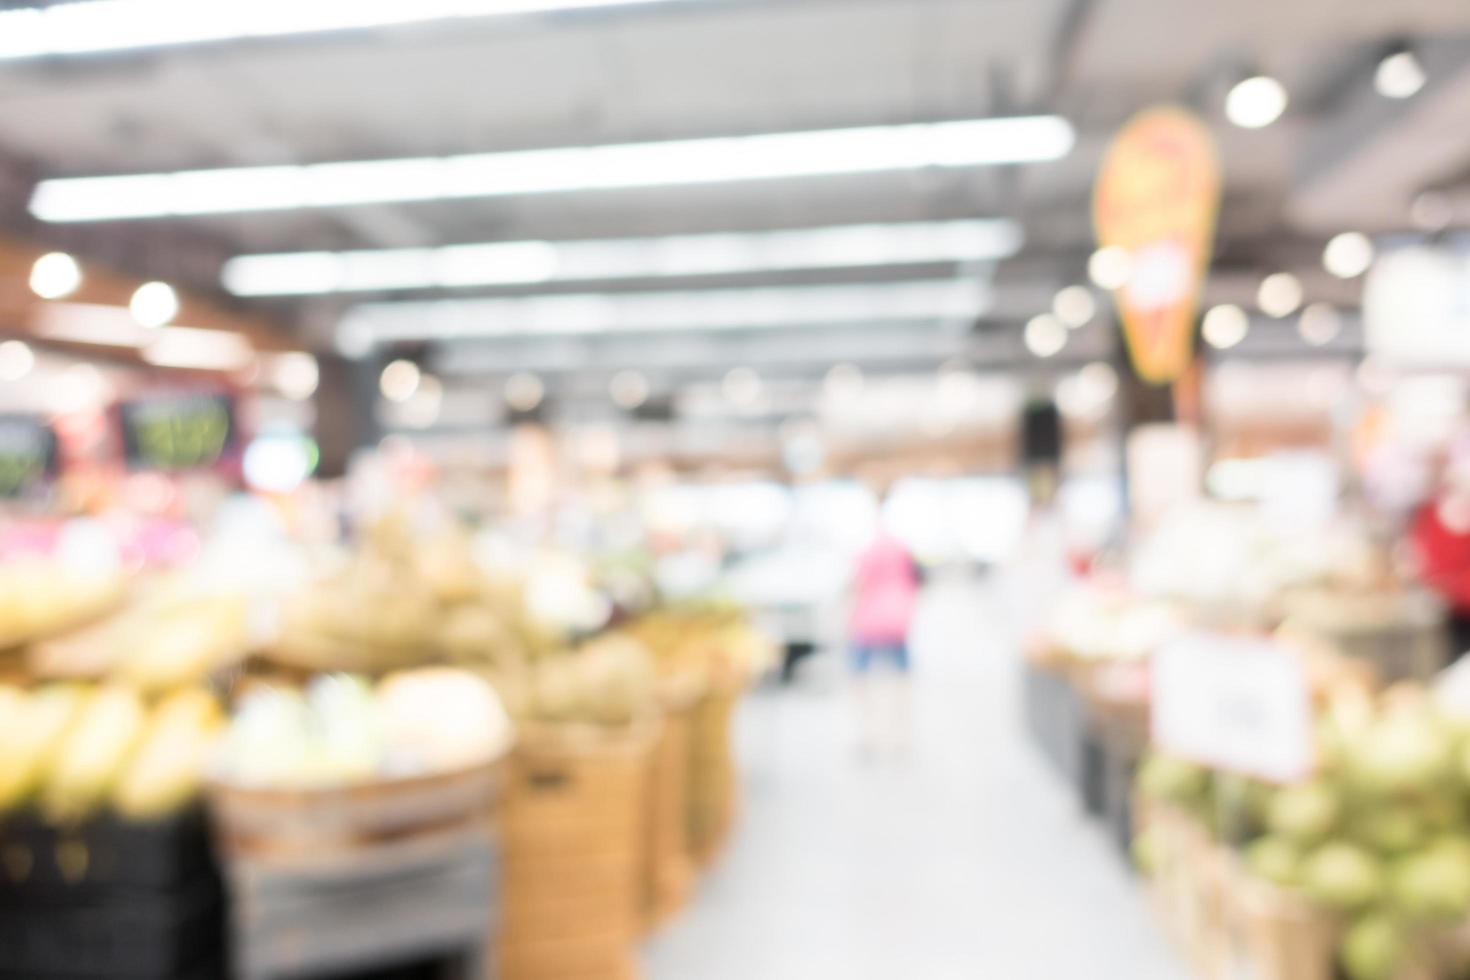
[{"xmin": 644, "ymin": 571, "xmax": 1180, "ymax": 980}]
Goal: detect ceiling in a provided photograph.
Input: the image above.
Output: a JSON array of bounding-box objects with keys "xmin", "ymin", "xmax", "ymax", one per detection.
[{"xmin": 0, "ymin": 0, "xmax": 1468, "ymax": 427}]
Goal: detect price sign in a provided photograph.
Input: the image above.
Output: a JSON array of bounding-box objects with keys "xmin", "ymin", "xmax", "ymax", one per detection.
[
  {"xmin": 0, "ymin": 415, "xmax": 59, "ymax": 498},
  {"xmin": 1151, "ymin": 632, "xmax": 1315, "ymax": 784},
  {"xmin": 118, "ymin": 392, "xmax": 237, "ymax": 472}
]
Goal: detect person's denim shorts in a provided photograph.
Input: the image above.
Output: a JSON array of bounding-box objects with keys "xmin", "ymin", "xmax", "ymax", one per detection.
[{"xmin": 850, "ymin": 643, "xmax": 911, "ymax": 673}]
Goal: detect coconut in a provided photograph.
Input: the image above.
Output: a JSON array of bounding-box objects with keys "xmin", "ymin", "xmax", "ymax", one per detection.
[{"xmin": 1301, "ymin": 842, "xmax": 1382, "ymax": 912}]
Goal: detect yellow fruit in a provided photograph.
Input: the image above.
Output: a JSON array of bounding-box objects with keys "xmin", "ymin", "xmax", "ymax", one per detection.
[
  {"xmin": 115, "ymin": 597, "xmax": 248, "ymax": 692},
  {"xmin": 0, "ymin": 686, "xmax": 86, "ymax": 812},
  {"xmin": 113, "ymin": 689, "xmax": 223, "ymax": 820},
  {"xmin": 42, "ymin": 686, "xmax": 147, "ymax": 822}
]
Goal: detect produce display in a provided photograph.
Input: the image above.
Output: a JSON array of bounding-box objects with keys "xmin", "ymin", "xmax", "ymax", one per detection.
[
  {"xmin": 28, "ymin": 583, "xmax": 250, "ymax": 691},
  {"xmin": 1035, "ymin": 585, "xmax": 1185, "ymax": 664},
  {"xmin": 213, "ymin": 668, "xmax": 514, "ymax": 789},
  {"xmin": 1135, "ymin": 672, "xmax": 1470, "ymax": 980},
  {"xmin": 0, "ymin": 561, "xmax": 125, "ymax": 649},
  {"xmin": 0, "ymin": 683, "xmax": 224, "ymax": 822}
]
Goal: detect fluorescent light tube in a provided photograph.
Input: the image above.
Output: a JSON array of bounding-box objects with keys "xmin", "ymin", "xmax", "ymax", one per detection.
[
  {"xmin": 0, "ymin": 0, "xmax": 693, "ymax": 61},
  {"xmin": 33, "ymin": 303, "xmax": 152, "ymax": 347},
  {"xmin": 142, "ymin": 326, "xmax": 255, "ymax": 370},
  {"xmin": 223, "ymin": 220, "xmax": 1022, "ymax": 296},
  {"xmin": 339, "ymin": 278, "xmax": 990, "ymax": 351},
  {"xmin": 33, "ymin": 117, "xmax": 1074, "ymax": 223}
]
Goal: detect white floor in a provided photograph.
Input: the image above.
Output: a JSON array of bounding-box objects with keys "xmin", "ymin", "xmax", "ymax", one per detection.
[{"xmin": 644, "ymin": 572, "xmax": 1184, "ymax": 980}]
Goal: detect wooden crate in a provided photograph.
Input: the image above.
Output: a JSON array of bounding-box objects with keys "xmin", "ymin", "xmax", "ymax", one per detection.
[
  {"xmin": 207, "ymin": 759, "xmax": 506, "ymax": 860},
  {"xmin": 225, "ymin": 827, "xmax": 497, "ymax": 980},
  {"xmin": 1214, "ymin": 855, "xmax": 1339, "ymax": 980},
  {"xmin": 686, "ymin": 682, "xmax": 740, "ymax": 867},
  {"xmin": 499, "ymin": 722, "xmax": 658, "ymax": 980},
  {"xmin": 645, "ymin": 696, "xmax": 695, "ymax": 930}
]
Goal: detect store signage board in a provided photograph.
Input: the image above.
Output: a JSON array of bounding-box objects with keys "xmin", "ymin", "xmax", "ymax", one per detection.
[
  {"xmin": 118, "ymin": 392, "xmax": 237, "ymax": 472},
  {"xmin": 0, "ymin": 414, "xmax": 59, "ymax": 498},
  {"xmin": 1094, "ymin": 106, "xmax": 1221, "ymax": 385},
  {"xmin": 1151, "ymin": 632, "xmax": 1315, "ymax": 784},
  {"xmin": 1363, "ymin": 246, "xmax": 1470, "ymax": 367}
]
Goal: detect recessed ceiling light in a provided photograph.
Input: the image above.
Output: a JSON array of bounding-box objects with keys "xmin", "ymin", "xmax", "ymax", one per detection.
[
  {"xmin": 379, "ymin": 359, "xmax": 421, "ymax": 403},
  {"xmin": 1024, "ymin": 313, "xmax": 1067, "ymax": 358},
  {"xmin": 1322, "ymin": 232, "xmax": 1375, "ymax": 279},
  {"xmin": 1052, "ymin": 285, "xmax": 1097, "ymax": 328},
  {"xmin": 129, "ymin": 281, "xmax": 179, "ymax": 327},
  {"xmin": 1410, "ymin": 189, "xmax": 1454, "ymax": 233},
  {"xmin": 29, "ymin": 252, "xmax": 81, "ymax": 299},
  {"xmin": 1257, "ymin": 272, "xmax": 1303, "ymax": 318},
  {"xmin": 272, "ymin": 352, "xmax": 320, "ymax": 400},
  {"xmin": 1298, "ymin": 303, "xmax": 1342, "ymax": 347},
  {"xmin": 504, "ymin": 372, "xmax": 545, "ymax": 412},
  {"xmin": 0, "ymin": 340, "xmax": 35, "ymax": 381},
  {"xmin": 1226, "ymin": 75, "xmax": 1289, "ymax": 129},
  {"xmin": 1375, "ymin": 47, "xmax": 1427, "ymax": 99},
  {"xmin": 609, "ymin": 370, "xmax": 650, "ymax": 410},
  {"xmin": 1088, "ymin": 246, "xmax": 1133, "ymax": 290},
  {"xmin": 1202, "ymin": 304, "xmax": 1249, "ymax": 349}
]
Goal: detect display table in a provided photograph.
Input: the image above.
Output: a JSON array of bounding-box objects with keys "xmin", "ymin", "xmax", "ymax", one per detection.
[{"xmin": 226, "ymin": 827, "xmax": 497, "ymax": 980}]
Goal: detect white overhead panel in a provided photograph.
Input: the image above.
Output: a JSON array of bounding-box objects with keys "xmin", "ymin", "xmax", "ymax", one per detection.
[
  {"xmin": 0, "ymin": 0, "xmax": 702, "ymax": 60},
  {"xmin": 341, "ymin": 278, "xmax": 990, "ymax": 350},
  {"xmin": 222, "ymin": 219, "xmax": 1022, "ymax": 296},
  {"xmin": 30, "ymin": 117, "xmax": 1074, "ymax": 223}
]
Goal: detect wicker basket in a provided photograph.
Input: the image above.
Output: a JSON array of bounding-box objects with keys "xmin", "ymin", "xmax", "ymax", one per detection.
[{"xmin": 499, "ymin": 721, "xmax": 658, "ymax": 980}]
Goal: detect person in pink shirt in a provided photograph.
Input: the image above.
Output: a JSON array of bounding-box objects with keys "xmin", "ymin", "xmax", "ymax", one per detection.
[{"xmin": 849, "ymin": 513, "xmax": 922, "ymax": 757}]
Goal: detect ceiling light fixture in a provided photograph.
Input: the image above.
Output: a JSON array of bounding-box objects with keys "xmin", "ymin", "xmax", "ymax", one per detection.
[
  {"xmin": 29, "ymin": 252, "xmax": 82, "ymax": 299},
  {"xmin": 1087, "ymin": 246, "xmax": 1133, "ymax": 290},
  {"xmin": 271, "ymin": 352, "xmax": 320, "ymax": 400},
  {"xmin": 129, "ymin": 281, "xmax": 179, "ymax": 327},
  {"xmin": 32, "ymin": 117, "xmax": 1075, "ymax": 223},
  {"xmin": 1322, "ymin": 232, "xmax": 1375, "ymax": 279},
  {"xmin": 379, "ymin": 359, "xmax": 422, "ymax": 402},
  {"xmin": 1375, "ymin": 45, "xmax": 1427, "ymax": 99},
  {"xmin": 1257, "ymin": 272, "xmax": 1304, "ymax": 318},
  {"xmin": 339, "ymin": 278, "xmax": 990, "ymax": 350},
  {"xmin": 1297, "ymin": 303, "xmax": 1343, "ymax": 347},
  {"xmin": 1024, "ymin": 313, "xmax": 1067, "ymax": 358},
  {"xmin": 609, "ymin": 370, "xmax": 650, "ymax": 410},
  {"xmin": 1225, "ymin": 75, "xmax": 1289, "ymax": 129},
  {"xmin": 1202, "ymin": 304, "xmax": 1249, "ymax": 349},
  {"xmin": 0, "ymin": 0, "xmax": 700, "ymax": 61},
  {"xmin": 0, "ymin": 340, "xmax": 35, "ymax": 382},
  {"xmin": 142, "ymin": 326, "xmax": 255, "ymax": 371},
  {"xmin": 504, "ymin": 372, "xmax": 545, "ymax": 412},
  {"xmin": 1052, "ymin": 284, "xmax": 1097, "ymax": 328},
  {"xmin": 222, "ymin": 219, "xmax": 1023, "ymax": 296}
]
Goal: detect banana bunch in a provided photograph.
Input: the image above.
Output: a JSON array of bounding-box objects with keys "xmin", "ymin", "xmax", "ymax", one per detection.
[
  {"xmin": 0, "ymin": 685, "xmax": 87, "ymax": 811},
  {"xmin": 114, "ymin": 595, "xmax": 249, "ymax": 692},
  {"xmin": 0, "ymin": 683, "xmax": 223, "ymax": 824},
  {"xmin": 114, "ymin": 688, "xmax": 225, "ymax": 819},
  {"xmin": 0, "ymin": 562, "xmax": 125, "ymax": 647}
]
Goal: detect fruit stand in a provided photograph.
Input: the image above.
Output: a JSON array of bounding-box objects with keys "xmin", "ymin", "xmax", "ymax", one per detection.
[{"xmin": 0, "ymin": 517, "xmax": 770, "ymax": 980}]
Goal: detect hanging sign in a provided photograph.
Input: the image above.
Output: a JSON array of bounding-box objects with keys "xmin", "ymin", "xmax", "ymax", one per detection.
[
  {"xmin": 0, "ymin": 415, "xmax": 59, "ymax": 498},
  {"xmin": 1094, "ymin": 106, "xmax": 1221, "ymax": 385},
  {"xmin": 1151, "ymin": 632, "xmax": 1315, "ymax": 784},
  {"xmin": 117, "ymin": 392, "xmax": 237, "ymax": 472}
]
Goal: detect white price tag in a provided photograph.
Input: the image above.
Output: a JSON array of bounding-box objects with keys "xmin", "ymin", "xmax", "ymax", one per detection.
[{"xmin": 1151, "ymin": 632, "xmax": 1315, "ymax": 783}]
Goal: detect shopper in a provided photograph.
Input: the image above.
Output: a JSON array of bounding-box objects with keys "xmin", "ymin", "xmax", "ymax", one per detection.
[
  {"xmin": 848, "ymin": 504, "xmax": 922, "ymax": 758},
  {"xmin": 1410, "ymin": 450, "xmax": 1470, "ymax": 661}
]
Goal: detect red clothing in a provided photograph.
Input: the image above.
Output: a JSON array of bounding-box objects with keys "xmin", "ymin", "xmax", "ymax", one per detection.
[
  {"xmin": 849, "ymin": 533, "xmax": 921, "ymax": 645},
  {"xmin": 1412, "ymin": 502, "xmax": 1470, "ymax": 613}
]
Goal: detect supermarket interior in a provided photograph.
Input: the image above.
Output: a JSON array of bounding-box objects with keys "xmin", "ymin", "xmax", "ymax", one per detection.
[{"xmin": 8, "ymin": 1, "xmax": 1470, "ymax": 979}]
